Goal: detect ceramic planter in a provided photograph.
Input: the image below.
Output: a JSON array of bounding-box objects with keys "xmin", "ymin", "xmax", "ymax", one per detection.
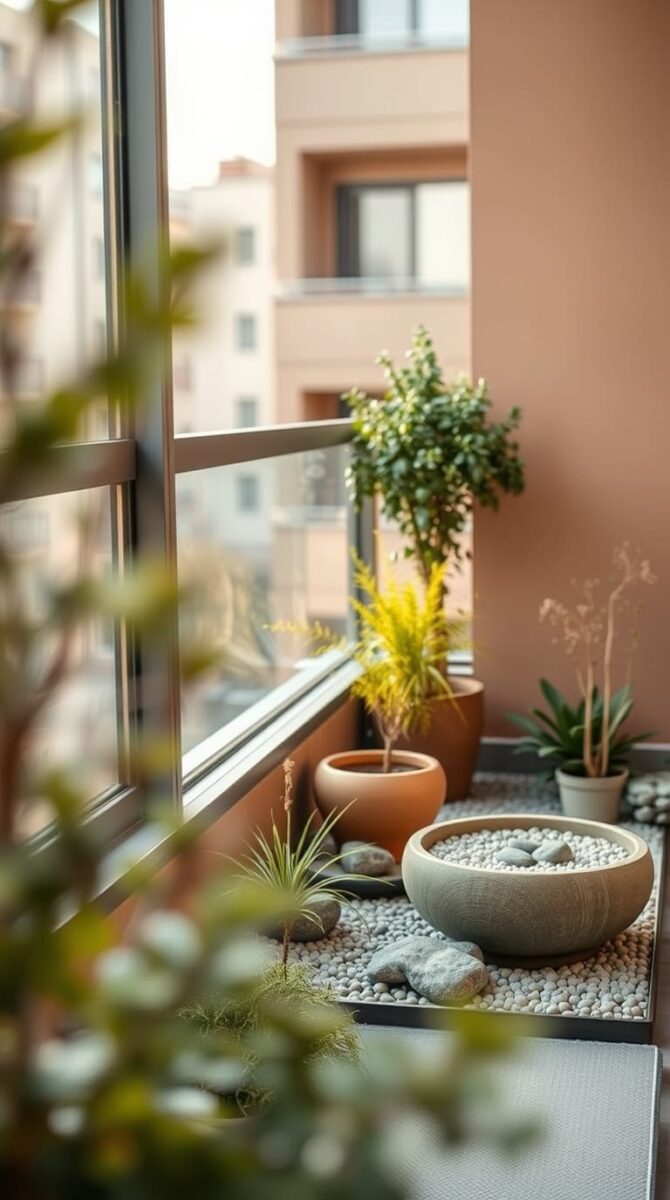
[
  {"xmin": 313, "ymin": 749, "xmax": 446, "ymax": 862},
  {"xmin": 555, "ymin": 768, "xmax": 629, "ymax": 825},
  {"xmin": 400, "ymin": 677, "xmax": 484, "ymax": 801},
  {"xmin": 402, "ymin": 812, "xmax": 653, "ymax": 961}
]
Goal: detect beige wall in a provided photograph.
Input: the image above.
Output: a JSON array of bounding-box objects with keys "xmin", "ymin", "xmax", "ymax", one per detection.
[
  {"xmin": 277, "ymin": 294, "xmax": 469, "ymax": 421},
  {"xmin": 471, "ymin": 0, "xmax": 670, "ymax": 741},
  {"xmin": 275, "ymin": 49, "xmax": 468, "ymax": 280}
]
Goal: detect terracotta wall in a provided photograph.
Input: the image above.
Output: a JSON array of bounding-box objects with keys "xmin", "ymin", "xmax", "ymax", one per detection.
[{"xmin": 470, "ymin": 0, "xmax": 670, "ymax": 742}]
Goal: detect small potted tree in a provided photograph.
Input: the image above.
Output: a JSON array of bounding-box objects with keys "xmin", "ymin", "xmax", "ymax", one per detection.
[
  {"xmin": 517, "ymin": 545, "xmax": 656, "ymax": 823},
  {"xmin": 345, "ymin": 326, "xmax": 525, "ymax": 798}
]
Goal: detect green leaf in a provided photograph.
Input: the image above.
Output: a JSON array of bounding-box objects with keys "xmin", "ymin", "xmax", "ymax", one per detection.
[
  {"xmin": 538, "ymin": 678, "xmax": 568, "ymax": 719},
  {"xmin": 0, "ymin": 117, "xmax": 80, "ymax": 166}
]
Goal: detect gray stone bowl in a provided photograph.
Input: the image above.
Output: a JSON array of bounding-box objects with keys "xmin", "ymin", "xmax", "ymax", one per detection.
[{"xmin": 402, "ymin": 813, "xmax": 654, "ymax": 964}]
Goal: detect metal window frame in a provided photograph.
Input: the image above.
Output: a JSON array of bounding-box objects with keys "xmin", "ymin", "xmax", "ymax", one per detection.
[{"xmin": 7, "ymin": 0, "xmax": 378, "ymax": 847}]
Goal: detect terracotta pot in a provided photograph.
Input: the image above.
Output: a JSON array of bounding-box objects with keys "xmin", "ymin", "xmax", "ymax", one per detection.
[
  {"xmin": 313, "ymin": 749, "xmax": 446, "ymax": 862},
  {"xmin": 400, "ymin": 677, "xmax": 484, "ymax": 801},
  {"xmin": 556, "ymin": 768, "xmax": 629, "ymax": 825}
]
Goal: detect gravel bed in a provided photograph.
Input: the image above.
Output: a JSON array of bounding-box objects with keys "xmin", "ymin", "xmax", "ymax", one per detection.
[
  {"xmin": 280, "ymin": 774, "xmax": 663, "ymax": 1022},
  {"xmin": 429, "ymin": 826, "xmax": 629, "ymax": 871}
]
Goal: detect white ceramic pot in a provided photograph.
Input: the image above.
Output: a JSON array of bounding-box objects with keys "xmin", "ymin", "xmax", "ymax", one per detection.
[{"xmin": 555, "ymin": 768, "xmax": 629, "ymax": 825}]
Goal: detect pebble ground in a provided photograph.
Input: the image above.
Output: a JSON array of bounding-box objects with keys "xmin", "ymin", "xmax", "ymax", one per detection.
[{"xmin": 283, "ymin": 774, "xmax": 663, "ymax": 1022}]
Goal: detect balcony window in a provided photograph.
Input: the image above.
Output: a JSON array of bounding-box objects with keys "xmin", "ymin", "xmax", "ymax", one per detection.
[
  {"xmin": 235, "ymin": 312, "xmax": 257, "ymax": 350},
  {"xmin": 338, "ymin": 180, "xmax": 470, "ymax": 290}
]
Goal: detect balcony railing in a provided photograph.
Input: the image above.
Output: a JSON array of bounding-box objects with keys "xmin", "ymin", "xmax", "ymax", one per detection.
[
  {"xmin": 277, "ymin": 31, "xmax": 468, "ymax": 59},
  {"xmin": 278, "ymin": 277, "xmax": 469, "ymax": 300}
]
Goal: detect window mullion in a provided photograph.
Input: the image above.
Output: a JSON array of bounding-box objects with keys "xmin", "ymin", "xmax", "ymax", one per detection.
[{"xmin": 114, "ymin": 0, "xmax": 182, "ymax": 813}]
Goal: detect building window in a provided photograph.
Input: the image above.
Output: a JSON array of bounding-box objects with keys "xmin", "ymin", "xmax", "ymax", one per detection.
[
  {"xmin": 14, "ymin": 356, "xmax": 45, "ymax": 397},
  {"xmin": 336, "ymin": 0, "xmax": 469, "ymax": 40},
  {"xmin": 236, "ymin": 396, "xmax": 258, "ymax": 428},
  {"xmin": 89, "ymin": 153, "xmax": 103, "ymax": 198},
  {"xmin": 173, "ymin": 356, "xmax": 192, "ymax": 391},
  {"xmin": 338, "ymin": 180, "xmax": 470, "ymax": 289},
  {"xmin": 235, "ymin": 313, "xmax": 257, "ymax": 351},
  {"xmin": 236, "ymin": 474, "xmax": 259, "ymax": 513},
  {"xmin": 16, "ymin": 268, "xmax": 41, "ymax": 305},
  {"xmin": 235, "ymin": 226, "xmax": 256, "ymax": 265},
  {"xmin": 93, "ymin": 236, "xmax": 105, "ymax": 281},
  {"xmin": 0, "ymin": 41, "xmax": 14, "ymax": 72}
]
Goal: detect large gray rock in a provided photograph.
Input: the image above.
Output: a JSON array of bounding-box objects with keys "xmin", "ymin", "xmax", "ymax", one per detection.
[
  {"xmin": 366, "ymin": 935, "xmax": 488, "ymax": 1005},
  {"xmin": 532, "ymin": 839, "xmax": 574, "ymax": 865},
  {"xmin": 266, "ymin": 897, "xmax": 341, "ymax": 944},
  {"xmin": 340, "ymin": 840, "xmax": 396, "ymax": 877}
]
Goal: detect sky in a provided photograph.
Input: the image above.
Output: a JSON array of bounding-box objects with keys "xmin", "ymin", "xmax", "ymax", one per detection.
[
  {"xmin": 164, "ymin": 0, "xmax": 276, "ymax": 190},
  {"xmin": 4, "ymin": 0, "xmax": 276, "ymax": 189}
]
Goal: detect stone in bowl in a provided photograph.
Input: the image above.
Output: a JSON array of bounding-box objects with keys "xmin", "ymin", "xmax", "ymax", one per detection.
[{"xmin": 401, "ymin": 813, "xmax": 654, "ymax": 964}]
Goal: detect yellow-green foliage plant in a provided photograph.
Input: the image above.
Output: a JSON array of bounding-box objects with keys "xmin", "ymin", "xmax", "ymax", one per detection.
[{"xmin": 350, "ymin": 558, "xmax": 454, "ymax": 772}]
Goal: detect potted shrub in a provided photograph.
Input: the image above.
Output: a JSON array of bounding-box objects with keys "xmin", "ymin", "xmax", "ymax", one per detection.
[
  {"xmin": 345, "ymin": 326, "xmax": 525, "ymax": 798},
  {"xmin": 512, "ymin": 546, "xmax": 655, "ymax": 823},
  {"xmin": 313, "ymin": 560, "xmax": 448, "ymax": 860}
]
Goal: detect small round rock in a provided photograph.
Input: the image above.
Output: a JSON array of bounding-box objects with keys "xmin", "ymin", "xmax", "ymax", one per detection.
[
  {"xmin": 508, "ymin": 837, "xmax": 541, "ymax": 855},
  {"xmin": 532, "ymin": 839, "xmax": 574, "ymax": 865},
  {"xmin": 496, "ymin": 847, "xmax": 534, "ymax": 868}
]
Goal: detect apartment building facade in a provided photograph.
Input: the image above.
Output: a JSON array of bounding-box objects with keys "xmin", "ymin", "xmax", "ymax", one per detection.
[
  {"xmin": 272, "ymin": 0, "xmax": 472, "ymax": 620},
  {"xmin": 274, "ymin": 0, "xmax": 470, "ymax": 426}
]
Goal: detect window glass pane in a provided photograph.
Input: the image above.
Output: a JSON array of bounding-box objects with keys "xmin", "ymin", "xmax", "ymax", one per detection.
[
  {"xmin": 0, "ymin": 487, "xmax": 120, "ymax": 837},
  {"xmin": 0, "ymin": 3, "xmax": 111, "ymax": 446},
  {"xmin": 416, "ymin": 181, "xmax": 470, "ymax": 289},
  {"xmin": 177, "ymin": 446, "xmax": 350, "ymax": 766},
  {"xmin": 164, "ymin": 1, "xmax": 469, "ymax": 428},
  {"xmin": 358, "ymin": 188, "xmax": 412, "ymax": 279},
  {"xmin": 359, "ymin": 0, "xmax": 411, "ymax": 38}
]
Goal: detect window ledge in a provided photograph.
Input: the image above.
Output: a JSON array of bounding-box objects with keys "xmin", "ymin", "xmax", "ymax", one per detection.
[
  {"xmin": 94, "ymin": 650, "xmax": 472, "ymax": 911},
  {"xmin": 95, "ymin": 658, "xmax": 358, "ymax": 910}
]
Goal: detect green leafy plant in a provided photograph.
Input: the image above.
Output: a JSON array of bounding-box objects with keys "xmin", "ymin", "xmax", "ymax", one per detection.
[
  {"xmin": 538, "ymin": 545, "xmax": 656, "ymax": 776},
  {"xmin": 182, "ymin": 961, "xmax": 360, "ymax": 1113},
  {"xmin": 273, "ymin": 558, "xmax": 461, "ymax": 774},
  {"xmin": 508, "ymin": 679, "xmax": 652, "ymax": 778},
  {"xmin": 230, "ymin": 758, "xmax": 363, "ymax": 974},
  {"xmin": 345, "ymin": 326, "xmax": 525, "ymax": 596},
  {"xmin": 350, "ymin": 558, "xmax": 457, "ymax": 771}
]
